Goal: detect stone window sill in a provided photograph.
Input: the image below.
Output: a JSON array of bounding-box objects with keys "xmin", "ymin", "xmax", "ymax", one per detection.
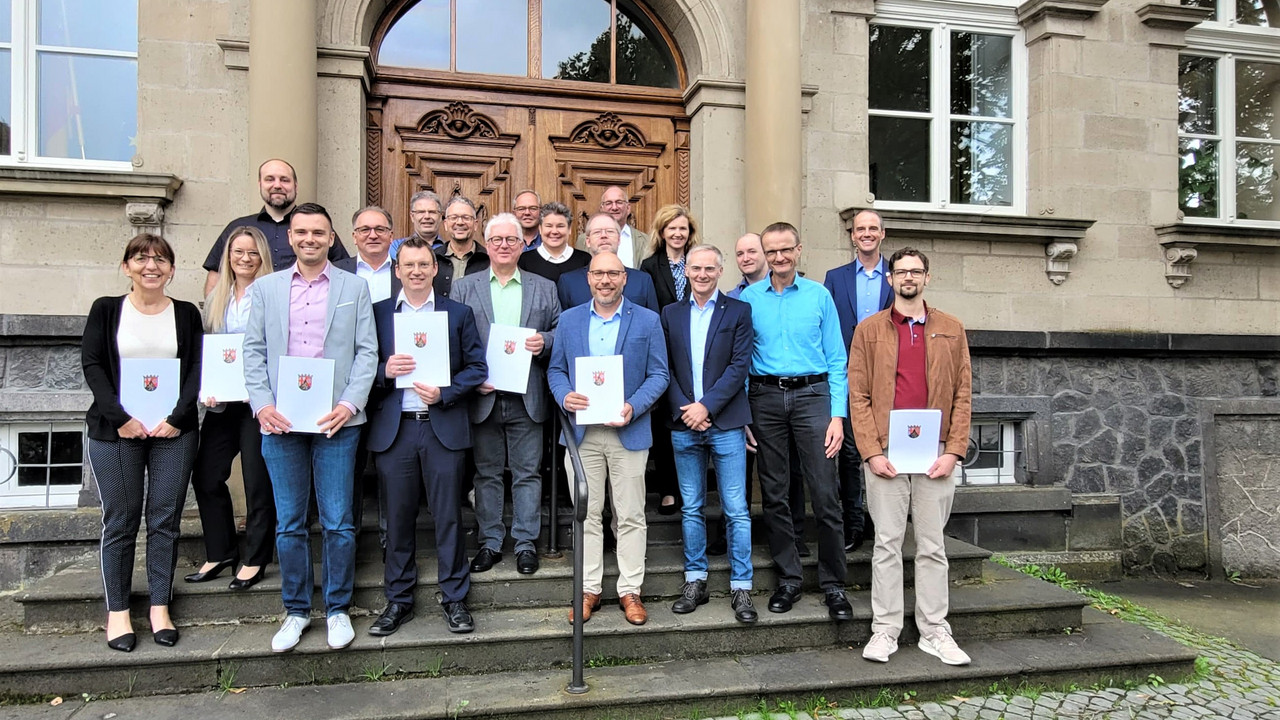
[
  {"xmin": 840, "ymin": 208, "xmax": 1094, "ymax": 285},
  {"xmin": 1154, "ymin": 223, "xmax": 1280, "ymax": 289},
  {"xmin": 0, "ymin": 167, "xmax": 183, "ymax": 232}
]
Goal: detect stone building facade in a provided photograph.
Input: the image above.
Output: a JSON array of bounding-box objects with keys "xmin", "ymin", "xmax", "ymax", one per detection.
[{"xmin": 0, "ymin": 0, "xmax": 1276, "ymax": 577}]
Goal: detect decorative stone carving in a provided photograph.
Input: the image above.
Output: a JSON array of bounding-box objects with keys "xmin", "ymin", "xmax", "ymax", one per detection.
[
  {"xmin": 568, "ymin": 113, "xmax": 647, "ymax": 149},
  {"xmin": 125, "ymin": 200, "xmax": 165, "ymax": 233},
  {"xmin": 1045, "ymin": 241, "xmax": 1077, "ymax": 285},
  {"xmin": 417, "ymin": 102, "xmax": 501, "ymax": 140},
  {"xmin": 1164, "ymin": 244, "xmax": 1198, "ymax": 289}
]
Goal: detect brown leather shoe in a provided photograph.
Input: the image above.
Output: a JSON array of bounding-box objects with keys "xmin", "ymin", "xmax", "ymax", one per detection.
[
  {"xmin": 619, "ymin": 593, "xmax": 647, "ymax": 625},
  {"xmin": 568, "ymin": 592, "xmax": 601, "ymax": 624}
]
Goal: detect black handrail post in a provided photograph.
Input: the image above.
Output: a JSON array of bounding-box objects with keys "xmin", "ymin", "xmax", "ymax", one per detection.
[
  {"xmin": 560, "ymin": 408, "xmax": 590, "ymax": 695},
  {"xmin": 545, "ymin": 420, "xmax": 562, "ymax": 558}
]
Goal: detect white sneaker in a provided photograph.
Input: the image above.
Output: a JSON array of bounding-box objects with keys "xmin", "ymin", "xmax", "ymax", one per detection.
[
  {"xmin": 919, "ymin": 629, "xmax": 971, "ymax": 666},
  {"xmin": 862, "ymin": 631, "xmax": 898, "ymax": 662},
  {"xmin": 271, "ymin": 615, "xmax": 310, "ymax": 653},
  {"xmin": 327, "ymin": 612, "xmax": 355, "ymax": 650}
]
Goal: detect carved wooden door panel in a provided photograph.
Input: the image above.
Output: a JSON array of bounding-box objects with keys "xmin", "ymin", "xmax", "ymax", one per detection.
[{"xmin": 369, "ymin": 94, "xmax": 689, "ymax": 241}]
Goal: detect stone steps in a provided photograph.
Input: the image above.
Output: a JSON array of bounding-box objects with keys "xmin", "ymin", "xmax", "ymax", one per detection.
[
  {"xmin": 0, "ymin": 608, "xmax": 1196, "ymax": 720},
  {"xmin": 0, "ymin": 563, "xmax": 1090, "ymax": 699}
]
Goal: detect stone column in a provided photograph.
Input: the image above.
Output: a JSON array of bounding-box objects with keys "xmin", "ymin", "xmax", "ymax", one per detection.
[
  {"xmin": 744, "ymin": 0, "xmax": 802, "ymax": 233},
  {"xmin": 248, "ymin": 0, "xmax": 318, "ymax": 201}
]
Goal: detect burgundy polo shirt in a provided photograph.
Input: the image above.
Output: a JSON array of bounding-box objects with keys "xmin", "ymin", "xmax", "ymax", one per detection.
[{"xmin": 891, "ymin": 306, "xmax": 928, "ymax": 409}]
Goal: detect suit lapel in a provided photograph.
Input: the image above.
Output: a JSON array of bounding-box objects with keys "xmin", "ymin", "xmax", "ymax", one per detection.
[
  {"xmin": 276, "ymin": 272, "xmax": 292, "ymax": 342},
  {"xmin": 518, "ymin": 276, "xmax": 534, "ymax": 327},
  {"xmin": 613, "ymin": 302, "xmax": 634, "ymax": 355},
  {"xmin": 478, "ymin": 276, "xmax": 496, "ymax": 323},
  {"xmin": 704, "ymin": 296, "xmax": 728, "ymax": 362},
  {"xmin": 324, "ymin": 269, "xmax": 343, "ymax": 342}
]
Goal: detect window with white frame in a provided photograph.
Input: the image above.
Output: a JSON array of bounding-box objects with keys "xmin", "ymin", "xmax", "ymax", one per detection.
[
  {"xmin": 868, "ymin": 0, "xmax": 1025, "ymax": 213},
  {"xmin": 0, "ymin": 422, "xmax": 85, "ymax": 508},
  {"xmin": 0, "ymin": 0, "xmax": 138, "ymax": 169},
  {"xmin": 960, "ymin": 420, "xmax": 1019, "ymax": 485},
  {"xmin": 1178, "ymin": 2, "xmax": 1280, "ymax": 224}
]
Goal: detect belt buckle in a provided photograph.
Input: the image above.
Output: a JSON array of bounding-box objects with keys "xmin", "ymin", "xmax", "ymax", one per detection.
[{"xmin": 778, "ymin": 376, "xmax": 799, "ymax": 389}]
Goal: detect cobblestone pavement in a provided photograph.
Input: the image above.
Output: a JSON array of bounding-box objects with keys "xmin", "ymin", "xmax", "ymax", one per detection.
[{"xmin": 717, "ymin": 605, "xmax": 1280, "ymax": 720}]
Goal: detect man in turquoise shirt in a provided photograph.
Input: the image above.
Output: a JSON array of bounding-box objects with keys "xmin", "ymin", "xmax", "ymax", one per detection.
[{"xmin": 739, "ymin": 221, "xmax": 852, "ymax": 622}]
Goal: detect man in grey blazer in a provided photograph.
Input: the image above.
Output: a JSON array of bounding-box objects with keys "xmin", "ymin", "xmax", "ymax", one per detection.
[
  {"xmin": 243, "ymin": 203, "xmax": 378, "ymax": 654},
  {"xmin": 452, "ymin": 213, "xmax": 561, "ymax": 576}
]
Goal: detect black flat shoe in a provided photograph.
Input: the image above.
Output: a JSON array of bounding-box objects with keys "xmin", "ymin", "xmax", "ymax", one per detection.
[
  {"xmin": 516, "ymin": 550, "xmax": 539, "ymax": 575},
  {"xmin": 442, "ymin": 601, "xmax": 474, "ymax": 634},
  {"xmin": 106, "ymin": 632, "xmax": 136, "ymax": 653},
  {"xmin": 658, "ymin": 497, "xmax": 679, "ymax": 515},
  {"xmin": 469, "ymin": 548, "xmax": 502, "ymax": 573},
  {"xmin": 229, "ymin": 567, "xmax": 266, "ymax": 591},
  {"xmin": 184, "ymin": 558, "xmax": 236, "ymax": 583},
  {"xmin": 768, "ymin": 585, "xmax": 802, "ymax": 614},
  {"xmin": 368, "ymin": 602, "xmax": 414, "ymax": 637},
  {"xmin": 153, "ymin": 628, "xmax": 179, "ymax": 647},
  {"xmin": 825, "ymin": 589, "xmax": 853, "ymax": 621}
]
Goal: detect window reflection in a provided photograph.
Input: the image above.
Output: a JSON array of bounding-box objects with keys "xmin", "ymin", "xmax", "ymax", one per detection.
[
  {"xmin": 951, "ymin": 121, "xmax": 1012, "ymax": 206},
  {"xmin": 870, "ymin": 25, "xmax": 931, "ymax": 113},
  {"xmin": 380, "ymin": 0, "xmax": 449, "ymax": 70},
  {"xmin": 1179, "ymin": 55, "xmax": 1217, "ymax": 135},
  {"xmin": 1236, "ymin": 60, "xmax": 1279, "ymax": 140},
  {"xmin": 1236, "ymin": 142, "xmax": 1279, "ymax": 220},
  {"xmin": 1236, "ymin": 0, "xmax": 1280, "ymax": 26},
  {"xmin": 545, "ymin": 0, "xmax": 611, "ymax": 81},
  {"xmin": 0, "ymin": 51, "xmax": 9, "ymax": 155},
  {"xmin": 616, "ymin": 1, "xmax": 677, "ymax": 88},
  {"xmin": 1179, "ymin": 137, "xmax": 1219, "ymax": 218},
  {"xmin": 951, "ymin": 33, "xmax": 1011, "ymax": 119},
  {"xmin": 1181, "ymin": 0, "xmax": 1217, "ymax": 21},
  {"xmin": 38, "ymin": 53, "xmax": 137, "ymax": 162},
  {"xmin": 38, "ymin": 0, "xmax": 137, "ymax": 52},
  {"xmin": 457, "ymin": 0, "xmax": 527, "ymax": 76},
  {"xmin": 870, "ymin": 116, "xmax": 931, "ymax": 202},
  {"xmin": 1, "ymin": 0, "xmax": 10, "ymax": 42}
]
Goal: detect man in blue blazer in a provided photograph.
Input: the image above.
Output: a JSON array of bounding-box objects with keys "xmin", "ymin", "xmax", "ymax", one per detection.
[
  {"xmin": 548, "ymin": 252, "xmax": 668, "ymax": 626},
  {"xmin": 822, "ymin": 209, "xmax": 893, "ymax": 553},
  {"xmin": 557, "ymin": 214, "xmax": 659, "ymax": 313},
  {"xmin": 661, "ymin": 245, "xmax": 758, "ymax": 624},
  {"xmin": 243, "ymin": 203, "xmax": 378, "ymax": 654},
  {"xmin": 366, "ymin": 237, "xmax": 487, "ymax": 637}
]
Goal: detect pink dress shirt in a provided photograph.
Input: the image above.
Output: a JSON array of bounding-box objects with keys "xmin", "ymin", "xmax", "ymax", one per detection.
[{"xmin": 286, "ymin": 263, "xmax": 329, "ymax": 358}]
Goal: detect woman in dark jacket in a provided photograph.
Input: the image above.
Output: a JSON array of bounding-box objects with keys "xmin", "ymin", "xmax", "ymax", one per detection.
[{"xmin": 81, "ymin": 234, "xmax": 202, "ymax": 652}]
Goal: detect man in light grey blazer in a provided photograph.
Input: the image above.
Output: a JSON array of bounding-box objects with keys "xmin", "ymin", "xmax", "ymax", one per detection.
[
  {"xmin": 242, "ymin": 203, "xmax": 378, "ymax": 654},
  {"xmin": 452, "ymin": 213, "xmax": 561, "ymax": 576},
  {"xmin": 575, "ymin": 185, "xmax": 649, "ymax": 268}
]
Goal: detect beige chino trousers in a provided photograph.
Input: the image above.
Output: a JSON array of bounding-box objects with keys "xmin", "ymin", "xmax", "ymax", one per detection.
[{"xmin": 575, "ymin": 426, "xmax": 649, "ymax": 597}]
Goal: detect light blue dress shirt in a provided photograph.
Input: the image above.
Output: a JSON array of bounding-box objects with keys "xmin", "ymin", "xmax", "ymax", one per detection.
[
  {"xmin": 688, "ymin": 291, "xmax": 719, "ymax": 400},
  {"xmin": 739, "ymin": 275, "xmax": 849, "ymax": 418},
  {"xmin": 588, "ymin": 298, "xmax": 625, "ymax": 358},
  {"xmin": 855, "ymin": 256, "xmax": 888, "ymax": 326}
]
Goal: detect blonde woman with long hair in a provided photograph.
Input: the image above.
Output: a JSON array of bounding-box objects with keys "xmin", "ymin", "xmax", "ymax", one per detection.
[
  {"xmin": 641, "ymin": 204, "xmax": 700, "ymax": 308},
  {"xmin": 186, "ymin": 226, "xmax": 277, "ymax": 591}
]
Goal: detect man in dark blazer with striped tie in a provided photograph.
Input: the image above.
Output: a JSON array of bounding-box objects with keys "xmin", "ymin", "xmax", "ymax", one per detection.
[{"xmin": 823, "ymin": 209, "xmax": 893, "ymax": 553}]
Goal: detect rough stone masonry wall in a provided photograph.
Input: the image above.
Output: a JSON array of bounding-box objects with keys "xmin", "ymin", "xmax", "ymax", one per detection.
[
  {"xmin": 1212, "ymin": 416, "xmax": 1280, "ymax": 577},
  {"xmin": 973, "ymin": 354, "xmax": 1279, "ymax": 574}
]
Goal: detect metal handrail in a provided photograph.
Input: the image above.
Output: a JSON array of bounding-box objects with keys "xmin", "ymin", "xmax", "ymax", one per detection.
[{"xmin": 556, "ymin": 406, "xmax": 591, "ymax": 695}]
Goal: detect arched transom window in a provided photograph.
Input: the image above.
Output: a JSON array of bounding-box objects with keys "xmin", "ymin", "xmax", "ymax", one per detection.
[{"xmin": 377, "ymin": 0, "xmax": 681, "ymax": 89}]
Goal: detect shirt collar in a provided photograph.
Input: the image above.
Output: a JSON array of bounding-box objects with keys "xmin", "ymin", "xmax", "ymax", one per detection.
[
  {"xmin": 397, "ymin": 289, "xmax": 436, "ymax": 311},
  {"xmin": 858, "ymin": 254, "xmax": 886, "ymax": 276},
  {"xmin": 357, "ymin": 253, "xmax": 391, "ymax": 273},
  {"xmin": 257, "ymin": 206, "xmax": 293, "ymax": 225},
  {"xmin": 890, "ymin": 303, "xmax": 928, "ymax": 325},
  {"xmin": 590, "ymin": 297, "xmax": 626, "ymax": 321},
  {"xmin": 763, "ymin": 271, "xmax": 798, "ymax": 294},
  {"xmin": 690, "ymin": 289, "xmax": 719, "ymax": 310},
  {"xmin": 290, "ymin": 261, "xmax": 331, "ymax": 282},
  {"xmin": 489, "ymin": 267, "xmax": 522, "ymax": 285},
  {"xmin": 539, "ymin": 244, "xmax": 572, "ymax": 262}
]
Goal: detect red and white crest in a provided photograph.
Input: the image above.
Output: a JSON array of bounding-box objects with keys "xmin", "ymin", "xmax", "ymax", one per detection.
[
  {"xmin": 298, "ymin": 374, "xmax": 313, "ymax": 391},
  {"xmin": 142, "ymin": 375, "xmax": 158, "ymax": 392},
  {"xmin": 222, "ymin": 347, "xmax": 237, "ymax": 364},
  {"xmin": 592, "ymin": 370, "xmax": 606, "ymax": 386},
  {"xmin": 907, "ymin": 425, "xmax": 921, "ymax": 439},
  {"xmin": 503, "ymin": 339, "xmax": 516, "ymax": 355},
  {"xmin": 413, "ymin": 332, "xmax": 428, "ymax": 348}
]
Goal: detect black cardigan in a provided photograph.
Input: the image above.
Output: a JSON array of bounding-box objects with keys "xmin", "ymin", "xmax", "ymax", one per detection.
[
  {"xmin": 640, "ymin": 251, "xmax": 687, "ymax": 308},
  {"xmin": 81, "ymin": 295, "xmax": 204, "ymax": 442}
]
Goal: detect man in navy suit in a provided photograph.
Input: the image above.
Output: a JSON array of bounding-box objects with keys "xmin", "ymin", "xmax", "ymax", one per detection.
[
  {"xmin": 661, "ymin": 245, "xmax": 757, "ymax": 624},
  {"xmin": 366, "ymin": 237, "xmax": 487, "ymax": 637},
  {"xmin": 557, "ymin": 214, "xmax": 659, "ymax": 313},
  {"xmin": 548, "ymin": 252, "xmax": 668, "ymax": 626},
  {"xmin": 822, "ymin": 209, "xmax": 893, "ymax": 553}
]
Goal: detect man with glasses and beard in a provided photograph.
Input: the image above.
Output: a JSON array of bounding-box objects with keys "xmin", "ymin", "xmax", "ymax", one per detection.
[{"xmin": 433, "ymin": 196, "xmax": 490, "ymax": 298}]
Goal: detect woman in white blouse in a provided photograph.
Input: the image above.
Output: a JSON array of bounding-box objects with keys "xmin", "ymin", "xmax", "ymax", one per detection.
[{"xmin": 186, "ymin": 226, "xmax": 276, "ymax": 590}]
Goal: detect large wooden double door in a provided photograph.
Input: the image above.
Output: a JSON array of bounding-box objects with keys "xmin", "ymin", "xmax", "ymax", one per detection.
[{"xmin": 367, "ymin": 82, "xmax": 690, "ymax": 239}]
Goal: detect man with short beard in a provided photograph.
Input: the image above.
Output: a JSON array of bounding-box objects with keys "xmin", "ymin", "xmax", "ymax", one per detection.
[
  {"xmin": 204, "ymin": 158, "xmax": 349, "ymax": 295},
  {"xmin": 433, "ymin": 197, "xmax": 490, "ymax": 298},
  {"xmin": 849, "ymin": 247, "xmax": 972, "ymax": 667}
]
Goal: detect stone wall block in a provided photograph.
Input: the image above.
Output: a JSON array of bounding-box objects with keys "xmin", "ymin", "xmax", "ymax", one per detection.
[
  {"xmin": 1051, "ymin": 389, "xmax": 1089, "ymax": 413},
  {"xmin": 1106, "ymin": 465, "xmax": 1138, "ymax": 493},
  {"xmin": 6, "ymin": 347, "xmax": 49, "ymax": 388},
  {"xmin": 1078, "ymin": 428, "xmax": 1119, "ymax": 465},
  {"xmin": 1070, "ymin": 464, "xmax": 1106, "ymax": 493},
  {"xmin": 44, "ymin": 348, "xmax": 85, "ymax": 390}
]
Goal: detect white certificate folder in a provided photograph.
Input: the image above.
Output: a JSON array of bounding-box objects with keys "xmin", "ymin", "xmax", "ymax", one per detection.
[
  {"xmin": 573, "ymin": 355, "xmax": 625, "ymax": 426},
  {"xmin": 119, "ymin": 358, "xmax": 180, "ymax": 433},
  {"xmin": 887, "ymin": 409, "xmax": 943, "ymax": 475},
  {"xmin": 486, "ymin": 323, "xmax": 535, "ymax": 394},
  {"xmin": 275, "ymin": 356, "xmax": 335, "ymax": 434},
  {"xmin": 199, "ymin": 333, "xmax": 247, "ymax": 403},
  {"xmin": 394, "ymin": 312, "xmax": 451, "ymax": 388}
]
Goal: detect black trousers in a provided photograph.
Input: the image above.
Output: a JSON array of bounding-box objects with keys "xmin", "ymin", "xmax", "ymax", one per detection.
[
  {"xmin": 191, "ymin": 403, "xmax": 275, "ymax": 567},
  {"xmin": 375, "ymin": 417, "xmax": 470, "ymax": 605},
  {"xmin": 838, "ymin": 415, "xmax": 868, "ymax": 536},
  {"xmin": 647, "ymin": 410, "xmax": 679, "ymax": 500},
  {"xmin": 749, "ymin": 380, "xmax": 846, "ymax": 590}
]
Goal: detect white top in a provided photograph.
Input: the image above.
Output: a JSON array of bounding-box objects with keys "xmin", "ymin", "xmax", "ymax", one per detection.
[
  {"xmin": 357, "ymin": 255, "xmax": 394, "ymax": 304},
  {"xmin": 537, "ymin": 244, "xmax": 576, "ymax": 264},
  {"xmin": 397, "ymin": 290, "xmax": 436, "ymax": 412},
  {"xmin": 117, "ymin": 296, "xmax": 178, "ymax": 359},
  {"xmin": 223, "ymin": 289, "xmax": 252, "ymax": 333},
  {"xmin": 619, "ymin": 225, "xmax": 636, "ymax": 269}
]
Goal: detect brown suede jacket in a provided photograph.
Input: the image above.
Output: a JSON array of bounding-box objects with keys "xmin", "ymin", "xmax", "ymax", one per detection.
[{"xmin": 847, "ymin": 304, "xmax": 972, "ymax": 461}]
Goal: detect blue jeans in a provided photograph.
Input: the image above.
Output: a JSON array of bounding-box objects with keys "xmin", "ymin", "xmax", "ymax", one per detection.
[
  {"xmin": 262, "ymin": 426, "xmax": 360, "ymax": 617},
  {"xmin": 671, "ymin": 426, "xmax": 752, "ymax": 591}
]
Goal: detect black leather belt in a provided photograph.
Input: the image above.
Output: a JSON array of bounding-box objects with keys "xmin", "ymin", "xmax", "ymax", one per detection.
[
  {"xmin": 401, "ymin": 410, "xmax": 430, "ymax": 421},
  {"xmin": 749, "ymin": 373, "xmax": 827, "ymax": 389}
]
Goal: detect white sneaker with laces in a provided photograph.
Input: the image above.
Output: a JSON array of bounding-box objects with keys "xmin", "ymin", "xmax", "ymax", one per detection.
[
  {"xmin": 327, "ymin": 612, "xmax": 355, "ymax": 650},
  {"xmin": 271, "ymin": 615, "xmax": 310, "ymax": 653},
  {"xmin": 919, "ymin": 629, "xmax": 971, "ymax": 665},
  {"xmin": 861, "ymin": 631, "xmax": 898, "ymax": 662}
]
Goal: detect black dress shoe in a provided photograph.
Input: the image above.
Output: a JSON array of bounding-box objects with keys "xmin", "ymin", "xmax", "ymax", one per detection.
[
  {"xmin": 768, "ymin": 585, "xmax": 802, "ymax": 613},
  {"xmin": 442, "ymin": 601, "xmax": 474, "ymax": 634},
  {"xmin": 844, "ymin": 530, "xmax": 865, "ymax": 553},
  {"xmin": 731, "ymin": 589, "xmax": 758, "ymax": 624},
  {"xmin": 106, "ymin": 632, "xmax": 136, "ymax": 653},
  {"xmin": 795, "ymin": 542, "xmax": 812, "ymax": 558},
  {"xmin": 470, "ymin": 548, "xmax": 502, "ymax": 573},
  {"xmin": 825, "ymin": 588, "xmax": 853, "ymax": 621},
  {"xmin": 153, "ymin": 627, "xmax": 179, "ymax": 647},
  {"xmin": 369, "ymin": 602, "xmax": 415, "ymax": 636},
  {"xmin": 671, "ymin": 580, "xmax": 709, "ymax": 614},
  {"xmin": 184, "ymin": 558, "xmax": 236, "ymax": 583},
  {"xmin": 228, "ymin": 567, "xmax": 265, "ymax": 591},
  {"xmin": 515, "ymin": 550, "xmax": 539, "ymax": 575}
]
